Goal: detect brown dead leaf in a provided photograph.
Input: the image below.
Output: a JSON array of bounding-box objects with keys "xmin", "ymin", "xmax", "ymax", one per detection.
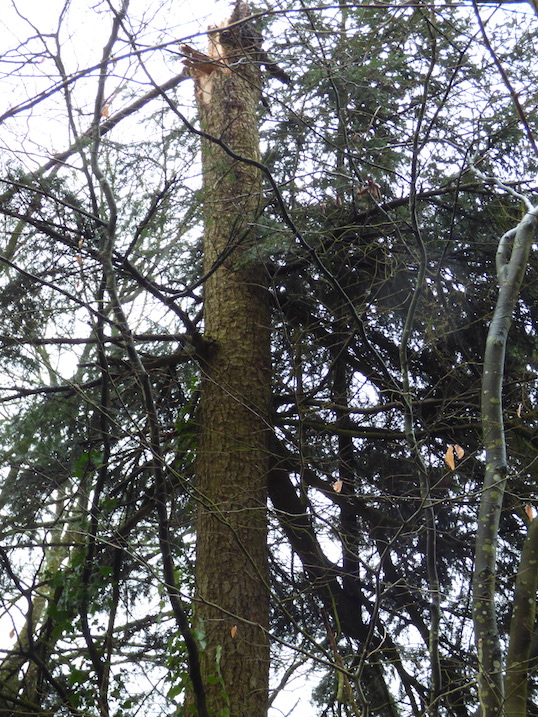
[
  {"xmin": 230, "ymin": 625, "xmax": 237, "ymax": 639},
  {"xmin": 525, "ymin": 505, "xmax": 535, "ymax": 521},
  {"xmin": 333, "ymin": 480, "xmax": 343, "ymax": 493},
  {"xmin": 444, "ymin": 445, "xmax": 455, "ymax": 471},
  {"xmin": 445, "ymin": 444, "xmax": 464, "ymax": 470},
  {"xmin": 356, "ymin": 177, "xmax": 382, "ymax": 201}
]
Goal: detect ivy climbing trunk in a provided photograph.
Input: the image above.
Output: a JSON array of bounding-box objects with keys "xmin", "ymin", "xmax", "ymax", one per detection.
[{"xmin": 188, "ymin": 7, "xmax": 271, "ymax": 716}]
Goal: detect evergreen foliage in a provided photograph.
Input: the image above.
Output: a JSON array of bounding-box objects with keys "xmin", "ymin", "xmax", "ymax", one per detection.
[{"xmin": 1, "ymin": 1, "xmax": 538, "ymax": 715}]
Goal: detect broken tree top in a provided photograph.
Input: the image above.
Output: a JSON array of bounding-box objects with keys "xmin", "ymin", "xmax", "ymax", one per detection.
[{"xmin": 181, "ymin": 0, "xmax": 291, "ymax": 88}]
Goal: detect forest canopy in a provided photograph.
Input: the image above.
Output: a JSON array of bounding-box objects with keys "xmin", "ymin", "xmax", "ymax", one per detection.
[{"xmin": 1, "ymin": 1, "xmax": 538, "ymax": 716}]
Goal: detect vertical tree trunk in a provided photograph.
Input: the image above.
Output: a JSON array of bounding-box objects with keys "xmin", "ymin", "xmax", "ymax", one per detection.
[
  {"xmin": 188, "ymin": 8, "xmax": 271, "ymax": 716},
  {"xmin": 505, "ymin": 516, "xmax": 538, "ymax": 717},
  {"xmin": 473, "ymin": 205, "xmax": 538, "ymax": 717}
]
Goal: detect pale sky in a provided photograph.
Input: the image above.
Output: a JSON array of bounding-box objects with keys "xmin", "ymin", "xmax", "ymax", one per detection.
[{"xmin": 0, "ymin": 1, "xmax": 317, "ymax": 714}]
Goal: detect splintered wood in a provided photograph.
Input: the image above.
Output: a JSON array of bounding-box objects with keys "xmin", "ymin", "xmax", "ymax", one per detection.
[{"xmin": 181, "ymin": 21, "xmax": 231, "ymax": 106}]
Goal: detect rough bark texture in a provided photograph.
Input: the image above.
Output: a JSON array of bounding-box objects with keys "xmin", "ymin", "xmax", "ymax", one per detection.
[{"xmin": 189, "ymin": 7, "xmax": 270, "ymax": 716}]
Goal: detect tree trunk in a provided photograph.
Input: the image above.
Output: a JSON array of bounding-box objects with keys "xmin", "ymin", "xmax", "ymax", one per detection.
[
  {"xmin": 188, "ymin": 7, "xmax": 271, "ymax": 716},
  {"xmin": 473, "ymin": 205, "xmax": 538, "ymax": 717},
  {"xmin": 505, "ymin": 515, "xmax": 538, "ymax": 717}
]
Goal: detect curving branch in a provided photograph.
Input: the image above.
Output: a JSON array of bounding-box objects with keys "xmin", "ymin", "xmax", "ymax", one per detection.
[{"xmin": 472, "ymin": 170, "xmax": 538, "ymax": 717}]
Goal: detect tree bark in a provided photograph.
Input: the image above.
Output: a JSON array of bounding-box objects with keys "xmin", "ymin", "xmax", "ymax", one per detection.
[
  {"xmin": 473, "ymin": 205, "xmax": 538, "ymax": 717},
  {"xmin": 188, "ymin": 8, "xmax": 271, "ymax": 716},
  {"xmin": 505, "ymin": 515, "xmax": 538, "ymax": 717}
]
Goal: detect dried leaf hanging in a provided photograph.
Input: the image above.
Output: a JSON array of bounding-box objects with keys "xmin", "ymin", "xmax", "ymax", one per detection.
[{"xmin": 444, "ymin": 444, "xmax": 464, "ymax": 470}]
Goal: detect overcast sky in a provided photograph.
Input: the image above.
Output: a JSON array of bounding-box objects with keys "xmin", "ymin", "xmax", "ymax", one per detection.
[{"xmin": 0, "ymin": 1, "xmax": 317, "ymax": 714}]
